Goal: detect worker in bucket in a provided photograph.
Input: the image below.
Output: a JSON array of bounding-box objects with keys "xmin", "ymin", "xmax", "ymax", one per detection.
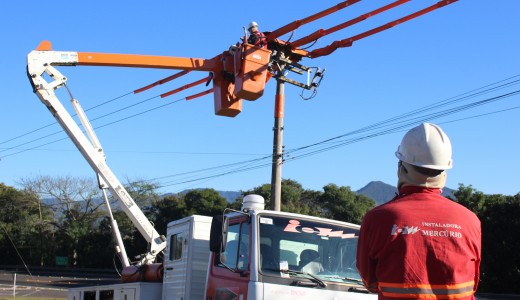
[
  {"xmin": 356, "ymin": 123, "xmax": 481, "ymax": 299},
  {"xmin": 247, "ymin": 21, "xmax": 267, "ymax": 48}
]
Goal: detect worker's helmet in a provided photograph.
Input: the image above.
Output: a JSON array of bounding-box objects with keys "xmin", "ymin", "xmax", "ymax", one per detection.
[
  {"xmin": 395, "ymin": 123, "xmax": 453, "ymax": 170},
  {"xmin": 248, "ymin": 21, "xmax": 259, "ymax": 31}
]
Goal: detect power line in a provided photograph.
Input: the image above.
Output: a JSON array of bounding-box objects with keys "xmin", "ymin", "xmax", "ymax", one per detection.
[
  {"xmin": 0, "ymin": 90, "xmax": 261, "ymax": 156},
  {"xmin": 0, "ymin": 91, "xmax": 134, "ymax": 146},
  {"xmin": 155, "ymin": 103, "xmax": 520, "ymax": 189},
  {"xmin": 94, "ymin": 97, "xmax": 183, "ymax": 129},
  {"xmin": 1, "ymin": 224, "xmax": 33, "ymax": 276},
  {"xmin": 2, "ymin": 74, "xmax": 518, "ymax": 159},
  {"xmin": 84, "ymin": 86, "xmax": 520, "ymax": 187},
  {"xmin": 2, "ymin": 75, "xmax": 519, "ymax": 190},
  {"xmin": 0, "ymin": 94, "xmax": 183, "ymax": 157},
  {"xmin": 89, "ymin": 94, "xmax": 160, "ymax": 123},
  {"xmin": 284, "ymin": 90, "xmax": 520, "ymax": 161},
  {"xmin": 1, "ymin": 137, "xmax": 70, "ymax": 158},
  {"xmin": 438, "ymin": 106, "xmax": 520, "ymax": 125},
  {"xmin": 283, "ymin": 82, "xmax": 520, "ymax": 155},
  {"xmin": 147, "ymin": 91, "xmax": 520, "ymax": 188},
  {"xmin": 149, "ymin": 154, "xmax": 272, "ymax": 181}
]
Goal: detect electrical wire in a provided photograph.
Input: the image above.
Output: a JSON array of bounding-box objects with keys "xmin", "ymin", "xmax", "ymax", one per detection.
[
  {"xmin": 144, "ymin": 90, "xmax": 520, "ymax": 188},
  {"xmin": 2, "ymin": 74, "xmax": 519, "ymax": 189},
  {"xmin": 94, "ymin": 97, "xmax": 183, "ymax": 130},
  {"xmin": 0, "ymin": 93, "xmax": 180, "ymax": 157},
  {"xmin": 285, "ymin": 77, "xmax": 520, "ymax": 154},
  {"xmin": 153, "ymin": 104, "xmax": 520, "ymax": 189},
  {"xmin": 0, "ymin": 91, "xmax": 134, "ymax": 146},
  {"xmin": 1, "ymin": 224, "xmax": 33, "ymax": 276},
  {"xmin": 7, "ymin": 74, "xmax": 519, "ymax": 157},
  {"xmin": 3, "ymin": 73, "xmax": 518, "ymax": 157},
  {"xmin": 32, "ymin": 105, "xmax": 520, "ymax": 194},
  {"xmin": 284, "ymin": 90, "xmax": 520, "ymax": 161}
]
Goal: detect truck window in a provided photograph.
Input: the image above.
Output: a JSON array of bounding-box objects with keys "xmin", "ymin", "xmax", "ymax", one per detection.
[
  {"xmin": 280, "ymin": 240, "xmax": 318, "ymax": 267},
  {"xmin": 100, "ymin": 290, "xmax": 114, "ymax": 300},
  {"xmin": 84, "ymin": 291, "xmax": 96, "ymax": 300},
  {"xmin": 169, "ymin": 233, "xmax": 183, "ymax": 261},
  {"xmin": 258, "ymin": 215, "xmax": 361, "ymax": 280},
  {"xmin": 221, "ymin": 221, "xmax": 249, "ymax": 271}
]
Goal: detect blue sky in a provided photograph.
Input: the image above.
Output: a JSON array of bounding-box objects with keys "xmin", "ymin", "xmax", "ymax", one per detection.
[{"xmin": 1, "ymin": 1, "xmax": 519, "ymax": 197}]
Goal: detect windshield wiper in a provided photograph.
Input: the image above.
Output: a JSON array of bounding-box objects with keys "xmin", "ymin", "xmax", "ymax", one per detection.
[
  {"xmin": 343, "ymin": 276, "xmax": 364, "ymax": 285},
  {"xmin": 323, "ymin": 276, "xmax": 369, "ymax": 293},
  {"xmin": 321, "ymin": 275, "xmax": 365, "ymax": 286},
  {"xmin": 282, "ymin": 270, "xmax": 327, "ymax": 287}
]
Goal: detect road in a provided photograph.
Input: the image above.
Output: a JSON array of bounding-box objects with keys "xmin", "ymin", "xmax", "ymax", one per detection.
[
  {"xmin": 1, "ymin": 271, "xmax": 519, "ymax": 299},
  {"xmin": 0, "ymin": 271, "xmax": 119, "ymax": 299}
]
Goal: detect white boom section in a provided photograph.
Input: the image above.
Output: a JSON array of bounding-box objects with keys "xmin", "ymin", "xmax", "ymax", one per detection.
[
  {"xmin": 71, "ymin": 96, "xmax": 131, "ymax": 268},
  {"xmin": 27, "ymin": 49, "xmax": 166, "ymax": 262}
]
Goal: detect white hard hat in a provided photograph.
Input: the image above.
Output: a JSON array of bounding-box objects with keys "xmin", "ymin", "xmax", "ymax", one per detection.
[
  {"xmin": 395, "ymin": 123, "xmax": 453, "ymax": 170},
  {"xmin": 248, "ymin": 21, "xmax": 259, "ymax": 30}
]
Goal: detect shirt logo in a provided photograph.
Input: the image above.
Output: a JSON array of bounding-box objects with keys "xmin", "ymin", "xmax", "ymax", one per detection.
[{"xmin": 391, "ymin": 224, "xmax": 420, "ymax": 235}]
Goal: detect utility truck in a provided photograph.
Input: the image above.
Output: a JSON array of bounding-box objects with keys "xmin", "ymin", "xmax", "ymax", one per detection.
[
  {"xmin": 68, "ymin": 195, "xmax": 375, "ymax": 300},
  {"xmin": 27, "ymin": 41, "xmax": 376, "ymax": 300}
]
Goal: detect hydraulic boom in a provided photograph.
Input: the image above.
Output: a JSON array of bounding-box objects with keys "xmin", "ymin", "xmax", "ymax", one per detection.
[
  {"xmin": 27, "ymin": 48, "xmax": 166, "ymax": 264},
  {"xmin": 26, "ymin": 0, "xmax": 458, "ymax": 269}
]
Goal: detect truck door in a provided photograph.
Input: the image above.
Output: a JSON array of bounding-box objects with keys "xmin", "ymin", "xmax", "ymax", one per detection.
[
  {"xmin": 206, "ymin": 216, "xmax": 251, "ymax": 300},
  {"xmin": 163, "ymin": 221, "xmax": 190, "ymax": 299}
]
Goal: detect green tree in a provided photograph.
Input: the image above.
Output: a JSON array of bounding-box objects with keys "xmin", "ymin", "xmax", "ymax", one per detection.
[
  {"xmin": 74, "ymin": 216, "xmax": 117, "ymax": 268},
  {"xmin": 124, "ymin": 179, "xmax": 161, "ymax": 209},
  {"xmin": 319, "ymin": 183, "xmax": 375, "ymax": 224},
  {"xmin": 184, "ymin": 189, "xmax": 228, "ymax": 217},
  {"xmin": 300, "ymin": 189, "xmax": 323, "ymax": 217},
  {"xmin": 19, "ymin": 175, "xmax": 104, "ymax": 267},
  {"xmin": 454, "ymin": 185, "xmax": 520, "ymax": 293},
  {"xmin": 240, "ymin": 179, "xmax": 313, "ymax": 213},
  {"xmin": 478, "ymin": 193, "xmax": 520, "ymax": 293},
  {"xmin": 280, "ymin": 179, "xmax": 306, "ymax": 213},
  {"xmin": 0, "ymin": 183, "xmax": 54, "ymax": 266},
  {"xmin": 151, "ymin": 194, "xmax": 188, "ymax": 234},
  {"xmin": 451, "ymin": 184, "xmax": 487, "ymax": 213},
  {"xmin": 453, "ymin": 184, "xmax": 520, "ymax": 293}
]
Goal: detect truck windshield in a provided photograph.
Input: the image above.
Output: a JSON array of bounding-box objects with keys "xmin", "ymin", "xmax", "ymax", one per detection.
[{"xmin": 258, "ymin": 214, "xmax": 361, "ymax": 283}]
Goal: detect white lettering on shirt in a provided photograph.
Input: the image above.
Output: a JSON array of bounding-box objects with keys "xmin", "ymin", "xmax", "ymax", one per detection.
[{"xmin": 391, "ymin": 223, "xmax": 463, "ymax": 239}]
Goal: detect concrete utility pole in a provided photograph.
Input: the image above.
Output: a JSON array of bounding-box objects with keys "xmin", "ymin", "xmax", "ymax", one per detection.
[{"xmin": 270, "ymin": 79, "xmax": 284, "ymax": 211}]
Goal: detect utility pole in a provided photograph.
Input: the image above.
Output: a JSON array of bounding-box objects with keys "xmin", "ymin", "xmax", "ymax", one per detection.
[{"xmin": 270, "ymin": 79, "xmax": 284, "ymax": 211}]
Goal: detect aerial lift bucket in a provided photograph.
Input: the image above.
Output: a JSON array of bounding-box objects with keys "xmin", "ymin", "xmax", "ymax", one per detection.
[
  {"xmin": 213, "ymin": 71, "xmax": 242, "ymax": 117},
  {"xmin": 233, "ymin": 44, "xmax": 271, "ymax": 101}
]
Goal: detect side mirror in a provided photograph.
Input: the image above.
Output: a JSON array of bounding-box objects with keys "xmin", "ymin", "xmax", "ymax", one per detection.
[{"xmin": 209, "ymin": 215, "xmax": 226, "ymax": 252}]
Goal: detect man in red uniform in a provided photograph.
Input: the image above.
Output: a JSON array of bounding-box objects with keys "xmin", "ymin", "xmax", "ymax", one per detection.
[
  {"xmin": 247, "ymin": 21, "xmax": 267, "ymax": 48},
  {"xmin": 357, "ymin": 123, "xmax": 481, "ymax": 299}
]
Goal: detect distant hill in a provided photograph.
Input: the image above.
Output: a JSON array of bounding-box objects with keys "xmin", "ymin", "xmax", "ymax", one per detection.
[
  {"xmin": 217, "ymin": 190, "xmax": 242, "ymax": 203},
  {"xmin": 167, "ymin": 189, "xmax": 242, "ymax": 203},
  {"xmin": 356, "ymin": 181, "xmax": 397, "ymax": 205},
  {"xmin": 172, "ymin": 183, "xmax": 454, "ymax": 205},
  {"xmin": 42, "ymin": 183, "xmax": 453, "ymax": 208},
  {"xmin": 355, "ymin": 181, "xmax": 455, "ymax": 205}
]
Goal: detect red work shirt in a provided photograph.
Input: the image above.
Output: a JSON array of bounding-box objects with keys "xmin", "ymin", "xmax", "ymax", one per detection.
[
  {"xmin": 357, "ymin": 186, "xmax": 481, "ymax": 299},
  {"xmin": 247, "ymin": 31, "xmax": 267, "ymax": 48}
]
